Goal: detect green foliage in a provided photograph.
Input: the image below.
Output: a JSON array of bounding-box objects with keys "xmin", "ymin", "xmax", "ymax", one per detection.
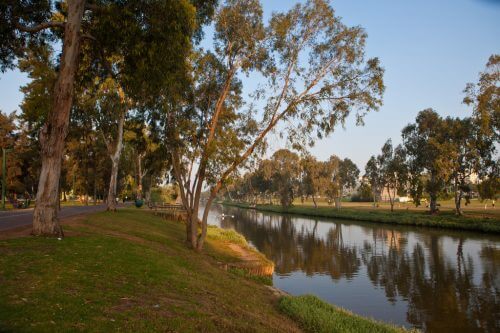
[
  {"xmin": 351, "ymin": 181, "xmax": 372, "ymax": 202},
  {"xmin": 478, "ymin": 176, "xmax": 499, "ymax": 202},
  {"xmin": 0, "ymin": 0, "xmax": 53, "ymax": 72},
  {"xmin": 279, "ymin": 295, "xmax": 411, "ymax": 333},
  {"xmin": 463, "ymin": 54, "xmax": 499, "ymax": 139}
]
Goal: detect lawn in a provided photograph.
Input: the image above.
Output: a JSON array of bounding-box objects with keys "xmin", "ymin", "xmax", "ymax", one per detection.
[
  {"xmin": 0, "ymin": 209, "xmax": 300, "ymax": 332},
  {"xmin": 0, "ymin": 208, "xmax": 413, "ymax": 332},
  {"xmin": 222, "ymin": 201, "xmax": 500, "ymax": 233}
]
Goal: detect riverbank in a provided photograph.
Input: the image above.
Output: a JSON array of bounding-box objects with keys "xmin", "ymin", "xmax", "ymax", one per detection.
[
  {"xmin": 220, "ymin": 201, "xmax": 500, "ymax": 233},
  {"xmin": 0, "ymin": 209, "xmax": 412, "ymax": 332}
]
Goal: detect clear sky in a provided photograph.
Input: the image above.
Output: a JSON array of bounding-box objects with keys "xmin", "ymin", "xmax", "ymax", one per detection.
[{"xmin": 1, "ymin": 0, "xmax": 499, "ymax": 170}]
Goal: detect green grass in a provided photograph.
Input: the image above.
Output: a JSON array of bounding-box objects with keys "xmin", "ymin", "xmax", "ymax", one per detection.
[
  {"xmin": 0, "ymin": 209, "xmax": 301, "ymax": 332},
  {"xmin": 222, "ymin": 201, "xmax": 500, "ymax": 233},
  {"xmin": 206, "ymin": 225, "xmax": 248, "ymax": 246},
  {"xmin": 279, "ymin": 295, "xmax": 415, "ymax": 333}
]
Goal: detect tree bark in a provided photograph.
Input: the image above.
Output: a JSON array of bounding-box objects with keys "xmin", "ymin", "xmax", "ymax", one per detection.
[
  {"xmin": 454, "ymin": 181, "xmax": 463, "ymax": 216},
  {"xmin": 105, "ymin": 110, "xmax": 125, "ymax": 212},
  {"xmin": 32, "ymin": 0, "xmax": 86, "ymax": 237},
  {"xmin": 135, "ymin": 153, "xmax": 146, "ymax": 200}
]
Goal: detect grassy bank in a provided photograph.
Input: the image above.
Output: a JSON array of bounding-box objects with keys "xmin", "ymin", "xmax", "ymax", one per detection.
[
  {"xmin": 0, "ymin": 209, "xmax": 411, "ymax": 332},
  {"xmin": 221, "ymin": 201, "xmax": 500, "ymax": 233},
  {"xmin": 279, "ymin": 295, "xmax": 413, "ymax": 333},
  {"xmin": 0, "ymin": 209, "xmax": 299, "ymax": 332}
]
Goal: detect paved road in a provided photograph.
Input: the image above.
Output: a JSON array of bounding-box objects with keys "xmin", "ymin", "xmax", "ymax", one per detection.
[{"xmin": 0, "ymin": 205, "xmax": 107, "ymax": 231}]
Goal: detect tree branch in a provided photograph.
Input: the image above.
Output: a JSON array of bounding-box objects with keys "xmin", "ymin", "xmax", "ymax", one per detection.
[{"xmin": 15, "ymin": 21, "xmax": 65, "ymax": 33}]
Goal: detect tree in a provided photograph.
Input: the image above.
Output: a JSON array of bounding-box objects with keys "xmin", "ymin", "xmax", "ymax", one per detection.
[
  {"xmin": 351, "ymin": 180, "xmax": 372, "ymax": 202},
  {"xmin": 0, "ymin": 112, "xmax": 22, "ymax": 199},
  {"xmin": 402, "ymin": 109, "xmax": 452, "ymax": 214},
  {"xmin": 2, "ymin": 0, "xmax": 197, "ymax": 236},
  {"xmin": 334, "ymin": 158, "xmax": 360, "ymax": 209},
  {"xmin": 478, "ymin": 174, "xmax": 499, "ymax": 207},
  {"xmin": 364, "ymin": 156, "xmax": 383, "ymax": 206},
  {"xmin": 463, "ymin": 54, "xmax": 499, "ymax": 139},
  {"xmin": 269, "ymin": 150, "xmax": 300, "ymax": 208},
  {"xmin": 166, "ymin": 0, "xmax": 384, "ymax": 250},
  {"xmin": 300, "ymin": 155, "xmax": 332, "ymax": 208},
  {"xmin": 377, "ymin": 139, "xmax": 407, "ymax": 212},
  {"xmin": 444, "ymin": 117, "xmax": 495, "ymax": 215}
]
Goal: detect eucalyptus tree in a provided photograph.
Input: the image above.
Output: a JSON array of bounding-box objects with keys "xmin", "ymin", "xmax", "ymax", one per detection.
[
  {"xmin": 269, "ymin": 149, "xmax": 301, "ymax": 208},
  {"xmin": 463, "ymin": 54, "xmax": 499, "ymax": 139},
  {"xmin": 2, "ymin": 0, "xmax": 196, "ymax": 236},
  {"xmin": 324, "ymin": 155, "xmax": 341, "ymax": 206},
  {"xmin": 334, "ymin": 158, "xmax": 360, "ymax": 209},
  {"xmin": 402, "ymin": 109, "xmax": 452, "ymax": 213},
  {"xmin": 478, "ymin": 172, "xmax": 499, "ymax": 207},
  {"xmin": 444, "ymin": 117, "xmax": 496, "ymax": 215},
  {"xmin": 300, "ymin": 155, "xmax": 333, "ymax": 208},
  {"xmin": 80, "ymin": 77, "xmax": 128, "ymax": 210},
  {"xmin": 364, "ymin": 156, "xmax": 383, "ymax": 206},
  {"xmin": 377, "ymin": 139, "xmax": 407, "ymax": 212},
  {"xmin": 166, "ymin": 0, "xmax": 384, "ymax": 250}
]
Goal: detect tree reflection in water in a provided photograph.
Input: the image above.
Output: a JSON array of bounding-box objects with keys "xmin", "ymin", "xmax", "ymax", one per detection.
[{"xmin": 215, "ymin": 206, "xmax": 500, "ymax": 333}]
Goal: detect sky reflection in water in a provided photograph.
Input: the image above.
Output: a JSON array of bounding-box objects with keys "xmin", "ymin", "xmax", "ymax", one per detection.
[{"xmin": 206, "ymin": 205, "xmax": 500, "ymax": 333}]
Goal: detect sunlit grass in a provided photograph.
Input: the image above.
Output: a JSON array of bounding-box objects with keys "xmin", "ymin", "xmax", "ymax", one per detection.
[
  {"xmin": 0, "ymin": 209, "xmax": 300, "ymax": 332},
  {"xmin": 279, "ymin": 295, "xmax": 416, "ymax": 333},
  {"xmin": 223, "ymin": 201, "xmax": 500, "ymax": 233}
]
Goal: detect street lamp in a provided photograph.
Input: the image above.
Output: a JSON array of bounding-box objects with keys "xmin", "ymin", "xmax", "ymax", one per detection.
[{"xmin": 1, "ymin": 148, "xmax": 12, "ymax": 210}]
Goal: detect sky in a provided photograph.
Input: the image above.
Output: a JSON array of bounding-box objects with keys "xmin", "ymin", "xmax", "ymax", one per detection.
[{"xmin": 0, "ymin": 0, "xmax": 499, "ymax": 170}]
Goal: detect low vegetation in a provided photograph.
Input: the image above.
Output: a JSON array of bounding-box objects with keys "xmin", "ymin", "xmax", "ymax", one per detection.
[
  {"xmin": 222, "ymin": 201, "xmax": 500, "ymax": 233},
  {"xmin": 279, "ymin": 295, "xmax": 414, "ymax": 333}
]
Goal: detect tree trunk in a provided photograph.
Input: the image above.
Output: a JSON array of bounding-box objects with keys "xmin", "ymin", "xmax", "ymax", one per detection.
[
  {"xmin": 32, "ymin": 0, "xmax": 85, "ymax": 237},
  {"xmin": 135, "ymin": 153, "xmax": 145, "ymax": 200},
  {"xmin": 312, "ymin": 195, "xmax": 317, "ymax": 208},
  {"xmin": 454, "ymin": 184, "xmax": 463, "ymax": 216},
  {"xmin": 429, "ymin": 193, "xmax": 438, "ymax": 214},
  {"xmin": 388, "ymin": 186, "xmax": 394, "ymax": 212},
  {"xmin": 106, "ymin": 157, "xmax": 119, "ymax": 211},
  {"xmin": 334, "ymin": 197, "xmax": 341, "ymax": 209},
  {"xmin": 145, "ymin": 178, "xmax": 152, "ymax": 205},
  {"xmin": 105, "ymin": 110, "xmax": 125, "ymax": 212},
  {"xmin": 334, "ymin": 190, "xmax": 342, "ymax": 209}
]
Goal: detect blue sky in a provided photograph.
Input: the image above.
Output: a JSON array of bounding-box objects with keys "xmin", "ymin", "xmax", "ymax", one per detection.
[{"xmin": 1, "ymin": 0, "xmax": 499, "ymax": 170}]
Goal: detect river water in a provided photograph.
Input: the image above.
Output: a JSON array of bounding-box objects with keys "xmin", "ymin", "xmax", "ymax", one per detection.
[{"xmin": 205, "ymin": 204, "xmax": 500, "ymax": 333}]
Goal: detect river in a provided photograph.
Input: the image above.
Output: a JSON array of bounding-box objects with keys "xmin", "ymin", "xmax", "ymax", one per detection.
[{"xmin": 205, "ymin": 204, "xmax": 500, "ymax": 333}]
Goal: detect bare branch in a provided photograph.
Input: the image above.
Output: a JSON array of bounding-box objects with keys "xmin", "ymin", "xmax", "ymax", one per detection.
[
  {"xmin": 81, "ymin": 33, "xmax": 97, "ymax": 41},
  {"xmin": 15, "ymin": 21, "xmax": 65, "ymax": 33}
]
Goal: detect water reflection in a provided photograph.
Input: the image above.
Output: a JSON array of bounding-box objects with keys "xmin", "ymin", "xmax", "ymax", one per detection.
[{"xmin": 208, "ymin": 205, "xmax": 500, "ymax": 332}]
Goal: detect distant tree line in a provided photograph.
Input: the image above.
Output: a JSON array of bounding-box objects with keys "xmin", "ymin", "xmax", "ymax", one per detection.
[
  {"xmin": 365, "ymin": 55, "xmax": 498, "ymax": 215},
  {"xmin": 224, "ymin": 149, "xmax": 360, "ymax": 209},
  {"xmin": 225, "ymin": 56, "xmax": 499, "ymax": 216}
]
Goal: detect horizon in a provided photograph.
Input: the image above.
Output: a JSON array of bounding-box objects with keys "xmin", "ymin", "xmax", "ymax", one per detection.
[{"xmin": 1, "ymin": 0, "xmax": 499, "ymax": 171}]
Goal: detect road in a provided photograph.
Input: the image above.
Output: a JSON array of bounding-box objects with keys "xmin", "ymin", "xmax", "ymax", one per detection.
[{"xmin": 0, "ymin": 205, "xmax": 107, "ymax": 231}]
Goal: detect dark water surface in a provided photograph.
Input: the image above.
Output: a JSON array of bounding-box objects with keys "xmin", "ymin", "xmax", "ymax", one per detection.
[{"xmin": 205, "ymin": 204, "xmax": 500, "ymax": 333}]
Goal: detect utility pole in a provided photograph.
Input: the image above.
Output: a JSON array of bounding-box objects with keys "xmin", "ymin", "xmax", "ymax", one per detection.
[{"xmin": 1, "ymin": 148, "xmax": 11, "ymax": 210}]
